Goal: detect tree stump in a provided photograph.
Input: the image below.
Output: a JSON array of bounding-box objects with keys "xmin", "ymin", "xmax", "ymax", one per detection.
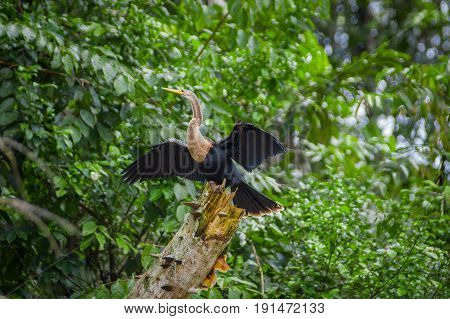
[{"xmin": 128, "ymin": 184, "xmax": 244, "ymax": 298}]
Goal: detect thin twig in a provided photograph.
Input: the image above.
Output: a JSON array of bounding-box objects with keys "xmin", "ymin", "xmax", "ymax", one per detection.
[
  {"xmin": 86, "ymin": 249, "xmax": 108, "ymax": 285},
  {"xmin": 369, "ymin": 219, "xmax": 428, "ymax": 298},
  {"xmin": 6, "ymin": 245, "xmax": 81, "ymax": 297},
  {"xmin": 0, "ymin": 59, "xmax": 62, "ymax": 76},
  {"xmin": 194, "ymin": 12, "xmax": 229, "ymax": 63},
  {"xmin": 250, "ymin": 242, "xmax": 265, "ymax": 296},
  {"xmin": 79, "ymin": 202, "xmax": 107, "ymax": 225},
  {"xmin": 118, "ymin": 192, "xmax": 139, "ymax": 232},
  {"xmin": 117, "ymin": 224, "xmax": 150, "ymax": 276},
  {"xmin": 108, "ymin": 241, "xmax": 117, "ymax": 283},
  {"xmin": 296, "ymin": 10, "xmax": 435, "ymax": 99},
  {"xmin": 354, "ymin": 96, "xmax": 368, "ymax": 120},
  {"xmin": 0, "ymin": 59, "xmax": 91, "ymax": 85}
]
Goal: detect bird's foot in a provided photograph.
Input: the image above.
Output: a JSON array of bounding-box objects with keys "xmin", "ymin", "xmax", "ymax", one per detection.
[
  {"xmin": 209, "ymin": 180, "xmax": 226, "ymax": 193},
  {"xmin": 209, "ymin": 181, "xmax": 219, "ymax": 192}
]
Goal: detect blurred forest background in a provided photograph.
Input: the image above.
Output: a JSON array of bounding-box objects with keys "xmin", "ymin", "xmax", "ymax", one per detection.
[{"xmin": 0, "ymin": 0, "xmax": 448, "ymax": 299}]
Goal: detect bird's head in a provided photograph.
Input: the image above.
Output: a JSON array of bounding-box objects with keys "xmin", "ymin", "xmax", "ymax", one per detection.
[
  {"xmin": 162, "ymin": 87, "xmax": 202, "ymax": 122},
  {"xmin": 162, "ymin": 87, "xmax": 197, "ymax": 101}
]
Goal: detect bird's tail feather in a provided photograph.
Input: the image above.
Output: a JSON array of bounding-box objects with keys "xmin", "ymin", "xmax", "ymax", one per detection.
[{"xmin": 233, "ymin": 181, "xmax": 283, "ymax": 217}]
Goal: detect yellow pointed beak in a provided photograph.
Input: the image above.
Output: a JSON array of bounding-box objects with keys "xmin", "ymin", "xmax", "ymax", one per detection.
[{"xmin": 162, "ymin": 87, "xmax": 183, "ymax": 95}]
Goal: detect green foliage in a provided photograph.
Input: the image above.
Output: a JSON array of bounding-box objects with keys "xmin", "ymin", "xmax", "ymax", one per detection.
[
  {"xmin": 200, "ymin": 176, "xmax": 448, "ymax": 299},
  {"xmin": 0, "ymin": 0, "xmax": 448, "ymax": 299}
]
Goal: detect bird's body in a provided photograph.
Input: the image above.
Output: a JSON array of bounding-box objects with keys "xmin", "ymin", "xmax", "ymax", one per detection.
[
  {"xmin": 199, "ymin": 143, "xmax": 242, "ymax": 187},
  {"xmin": 122, "ymin": 89, "xmax": 286, "ymax": 216}
]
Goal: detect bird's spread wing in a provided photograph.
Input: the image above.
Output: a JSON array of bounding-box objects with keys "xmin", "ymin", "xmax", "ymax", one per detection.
[
  {"xmin": 217, "ymin": 121, "xmax": 286, "ymax": 171},
  {"xmin": 122, "ymin": 139, "xmax": 204, "ymax": 184}
]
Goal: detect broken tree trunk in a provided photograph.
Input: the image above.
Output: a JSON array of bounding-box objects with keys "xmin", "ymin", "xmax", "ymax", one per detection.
[{"xmin": 128, "ymin": 184, "xmax": 244, "ymax": 299}]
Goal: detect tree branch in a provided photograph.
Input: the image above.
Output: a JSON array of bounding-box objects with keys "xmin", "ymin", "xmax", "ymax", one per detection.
[
  {"xmin": 0, "ymin": 59, "xmax": 92, "ymax": 86},
  {"xmin": 0, "ymin": 198, "xmax": 80, "ymax": 236},
  {"xmin": 194, "ymin": 12, "xmax": 229, "ymax": 63},
  {"xmin": 0, "ymin": 137, "xmax": 56, "ymax": 182},
  {"xmin": 128, "ymin": 184, "xmax": 244, "ymax": 298},
  {"xmin": 0, "ymin": 198, "xmax": 63, "ymax": 257},
  {"xmin": 251, "ymin": 242, "xmax": 265, "ymax": 297},
  {"xmin": 0, "ymin": 138, "xmax": 27, "ymax": 198}
]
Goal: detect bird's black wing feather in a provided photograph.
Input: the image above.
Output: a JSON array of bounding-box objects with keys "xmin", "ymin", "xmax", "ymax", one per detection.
[
  {"xmin": 121, "ymin": 139, "xmax": 204, "ymax": 184},
  {"xmin": 217, "ymin": 121, "xmax": 286, "ymax": 171}
]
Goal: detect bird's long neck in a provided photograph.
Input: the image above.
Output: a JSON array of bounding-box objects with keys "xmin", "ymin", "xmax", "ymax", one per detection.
[
  {"xmin": 186, "ymin": 96, "xmax": 211, "ymax": 162},
  {"xmin": 189, "ymin": 96, "xmax": 203, "ymax": 124}
]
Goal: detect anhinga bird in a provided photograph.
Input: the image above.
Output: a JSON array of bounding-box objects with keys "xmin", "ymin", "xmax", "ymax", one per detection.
[{"xmin": 122, "ymin": 88, "xmax": 286, "ymax": 216}]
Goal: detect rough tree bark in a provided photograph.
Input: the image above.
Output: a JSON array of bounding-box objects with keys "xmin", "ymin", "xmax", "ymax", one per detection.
[{"xmin": 128, "ymin": 184, "xmax": 244, "ymax": 299}]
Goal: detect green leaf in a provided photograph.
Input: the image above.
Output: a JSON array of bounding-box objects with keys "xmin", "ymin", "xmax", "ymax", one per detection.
[
  {"xmin": 398, "ymin": 92, "xmax": 413, "ymax": 108},
  {"xmin": 21, "ymin": 26, "xmax": 36, "ymax": 41},
  {"xmin": 111, "ymin": 281, "xmax": 125, "ymax": 298},
  {"xmin": 141, "ymin": 244, "xmax": 158, "ymax": 269},
  {"xmin": 149, "ymin": 188, "xmax": 162, "ymax": 201},
  {"xmin": 51, "ymin": 48, "xmax": 62, "ymax": 69},
  {"xmin": 116, "ymin": 235, "xmax": 130, "ymax": 253},
  {"xmin": 95, "ymin": 233, "xmax": 106, "ymax": 250},
  {"xmin": 74, "ymin": 118, "xmax": 90, "ymax": 137},
  {"xmin": 248, "ymin": 35, "xmax": 259, "ymax": 55},
  {"xmin": 69, "ymin": 126, "xmax": 82, "ymax": 144},
  {"xmin": 62, "ymin": 54, "xmax": 74, "ymax": 75},
  {"xmin": 208, "ymin": 288, "xmax": 223, "ymax": 299},
  {"xmin": 0, "ymin": 111, "xmax": 18, "ymax": 126},
  {"xmin": 176, "ymin": 205, "xmax": 189, "ymax": 222},
  {"xmin": 162, "ymin": 217, "xmax": 178, "ymax": 233},
  {"xmin": 82, "ymin": 221, "xmax": 97, "ymax": 236},
  {"xmin": 6, "ymin": 24, "xmax": 19, "ymax": 39},
  {"xmin": 0, "ymin": 68, "xmax": 13, "ymax": 81},
  {"xmin": 94, "ymin": 285, "xmax": 110, "ymax": 299},
  {"xmin": 80, "ymin": 238, "xmax": 92, "ymax": 251},
  {"xmin": 55, "ymin": 188, "xmax": 67, "ymax": 198},
  {"xmin": 173, "ymin": 183, "xmax": 188, "ymax": 201},
  {"xmin": 237, "ymin": 29, "xmax": 248, "ymax": 47},
  {"xmin": 97, "ymin": 123, "xmax": 114, "ymax": 142},
  {"xmin": 444, "ymin": 186, "xmax": 450, "ymax": 203},
  {"xmin": 113, "ymin": 75, "xmax": 129, "ymax": 95},
  {"xmin": 53, "ymin": 176, "xmax": 68, "ymax": 189},
  {"xmin": 397, "ymin": 287, "xmax": 407, "ymax": 297},
  {"xmin": 386, "ymin": 249, "xmax": 397, "ymax": 258},
  {"xmin": 25, "ymin": 129, "xmax": 33, "ymax": 140},
  {"xmin": 184, "ymin": 180, "xmax": 197, "ymax": 197},
  {"xmin": 0, "ymin": 97, "xmax": 15, "ymax": 113},
  {"xmin": 227, "ymin": 276, "xmax": 258, "ymax": 289},
  {"xmin": 80, "ymin": 110, "xmax": 96, "ymax": 128},
  {"xmin": 0, "ymin": 81, "xmax": 14, "ymax": 98},
  {"xmin": 36, "ymin": 35, "xmax": 48, "ymax": 49},
  {"xmin": 98, "ymin": 226, "xmax": 114, "ymax": 241},
  {"xmin": 90, "ymin": 87, "xmax": 101, "ymax": 107},
  {"xmin": 228, "ymin": 286, "xmax": 242, "ymax": 299},
  {"xmin": 228, "ymin": 0, "xmax": 244, "ymax": 25},
  {"xmin": 102, "ymin": 62, "xmax": 118, "ymax": 84}
]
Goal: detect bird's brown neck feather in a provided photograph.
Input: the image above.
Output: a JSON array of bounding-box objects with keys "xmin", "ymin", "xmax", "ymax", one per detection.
[
  {"xmin": 186, "ymin": 96, "xmax": 211, "ymax": 162},
  {"xmin": 188, "ymin": 96, "xmax": 203, "ymax": 123},
  {"xmin": 187, "ymin": 119, "xmax": 211, "ymax": 162}
]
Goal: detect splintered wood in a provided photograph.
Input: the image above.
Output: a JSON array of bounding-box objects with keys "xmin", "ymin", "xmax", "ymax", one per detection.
[{"xmin": 128, "ymin": 184, "xmax": 244, "ymax": 299}]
